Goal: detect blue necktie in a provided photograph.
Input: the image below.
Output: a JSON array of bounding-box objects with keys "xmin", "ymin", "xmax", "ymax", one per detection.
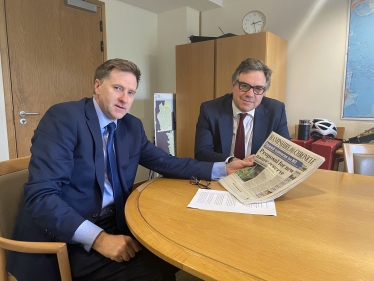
[{"xmin": 106, "ymin": 122, "xmax": 125, "ymax": 231}]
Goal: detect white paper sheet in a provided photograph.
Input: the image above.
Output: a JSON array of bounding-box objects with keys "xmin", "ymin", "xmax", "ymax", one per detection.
[{"xmin": 187, "ymin": 189, "xmax": 276, "ymax": 216}]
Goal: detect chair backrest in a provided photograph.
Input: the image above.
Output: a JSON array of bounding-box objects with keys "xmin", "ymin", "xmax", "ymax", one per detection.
[
  {"xmin": 0, "ymin": 156, "xmax": 30, "ymax": 239},
  {"xmin": 0, "ymin": 156, "xmax": 73, "ymax": 281},
  {"xmin": 294, "ymin": 125, "xmax": 345, "ymax": 139},
  {"xmin": 343, "ymin": 143, "xmax": 374, "ymax": 175},
  {"xmin": 0, "ymin": 156, "xmax": 30, "ymax": 281}
]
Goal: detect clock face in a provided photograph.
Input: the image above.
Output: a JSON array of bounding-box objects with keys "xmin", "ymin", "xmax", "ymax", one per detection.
[{"xmin": 242, "ymin": 11, "xmax": 266, "ymax": 34}]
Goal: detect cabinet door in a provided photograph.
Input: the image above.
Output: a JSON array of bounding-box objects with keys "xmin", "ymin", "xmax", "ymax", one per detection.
[
  {"xmin": 263, "ymin": 33, "xmax": 288, "ymax": 103},
  {"xmin": 215, "ymin": 32, "xmax": 287, "ymax": 103},
  {"xmin": 176, "ymin": 40, "xmax": 215, "ymax": 158},
  {"xmin": 215, "ymin": 33, "xmax": 267, "ymax": 98}
]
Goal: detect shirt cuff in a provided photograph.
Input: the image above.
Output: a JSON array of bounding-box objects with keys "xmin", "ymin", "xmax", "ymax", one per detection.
[
  {"xmin": 71, "ymin": 220, "xmax": 103, "ymax": 252},
  {"xmin": 211, "ymin": 162, "xmax": 227, "ymax": 180}
]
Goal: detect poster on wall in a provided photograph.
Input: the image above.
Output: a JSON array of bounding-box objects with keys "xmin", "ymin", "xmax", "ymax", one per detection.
[
  {"xmin": 154, "ymin": 93, "xmax": 176, "ymax": 156},
  {"xmin": 342, "ymin": 0, "xmax": 374, "ymax": 120}
]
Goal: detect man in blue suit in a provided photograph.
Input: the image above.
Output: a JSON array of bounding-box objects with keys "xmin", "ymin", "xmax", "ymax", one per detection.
[
  {"xmin": 7, "ymin": 59, "xmax": 254, "ymax": 281},
  {"xmin": 195, "ymin": 58, "xmax": 290, "ymax": 163}
]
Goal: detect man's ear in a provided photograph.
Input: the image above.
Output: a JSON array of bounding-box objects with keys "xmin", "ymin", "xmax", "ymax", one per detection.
[{"xmin": 94, "ymin": 79, "xmax": 101, "ymax": 93}]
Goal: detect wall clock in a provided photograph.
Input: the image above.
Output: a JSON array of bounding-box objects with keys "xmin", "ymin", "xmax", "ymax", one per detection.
[{"xmin": 242, "ymin": 10, "xmax": 266, "ymax": 34}]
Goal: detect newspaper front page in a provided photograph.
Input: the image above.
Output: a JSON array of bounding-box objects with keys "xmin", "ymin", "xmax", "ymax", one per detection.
[{"xmin": 219, "ymin": 132, "xmax": 325, "ymax": 204}]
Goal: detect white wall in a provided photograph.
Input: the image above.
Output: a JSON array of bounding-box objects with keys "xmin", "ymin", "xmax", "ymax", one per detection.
[
  {"xmin": 0, "ymin": 55, "xmax": 9, "ymax": 161},
  {"xmin": 1, "ymin": 0, "xmax": 372, "ymax": 178},
  {"xmin": 202, "ymin": 0, "xmax": 355, "ymax": 136},
  {"xmin": 0, "ymin": 0, "xmax": 196, "ymax": 182},
  {"xmin": 201, "ymin": 0, "xmax": 372, "ymax": 138},
  {"xmin": 157, "ymin": 7, "xmax": 199, "ymax": 92}
]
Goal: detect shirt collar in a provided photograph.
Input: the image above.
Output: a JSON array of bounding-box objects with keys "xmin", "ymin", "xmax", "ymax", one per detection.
[
  {"xmin": 231, "ymin": 100, "xmax": 255, "ymax": 117},
  {"xmin": 93, "ymin": 97, "xmax": 117, "ymax": 130}
]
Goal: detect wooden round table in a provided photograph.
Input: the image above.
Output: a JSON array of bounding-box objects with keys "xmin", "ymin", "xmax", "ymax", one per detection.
[{"xmin": 125, "ymin": 169, "xmax": 374, "ymax": 281}]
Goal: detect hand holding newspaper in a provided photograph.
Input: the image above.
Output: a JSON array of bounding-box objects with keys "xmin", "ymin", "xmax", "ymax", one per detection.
[{"xmin": 219, "ymin": 132, "xmax": 325, "ymax": 204}]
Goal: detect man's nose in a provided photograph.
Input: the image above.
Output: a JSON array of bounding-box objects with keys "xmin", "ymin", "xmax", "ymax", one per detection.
[
  {"xmin": 244, "ymin": 88, "xmax": 255, "ymax": 97},
  {"xmin": 119, "ymin": 92, "xmax": 129, "ymax": 102}
]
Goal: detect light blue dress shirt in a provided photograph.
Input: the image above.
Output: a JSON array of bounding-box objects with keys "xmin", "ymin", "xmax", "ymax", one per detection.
[{"xmin": 72, "ymin": 98, "xmax": 226, "ymax": 251}]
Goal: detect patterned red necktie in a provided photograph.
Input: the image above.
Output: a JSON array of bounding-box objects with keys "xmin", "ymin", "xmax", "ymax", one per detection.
[{"xmin": 234, "ymin": 113, "xmax": 247, "ymax": 160}]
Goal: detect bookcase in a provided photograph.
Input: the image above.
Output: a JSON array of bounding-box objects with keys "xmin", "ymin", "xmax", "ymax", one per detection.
[{"xmin": 175, "ymin": 32, "xmax": 287, "ymax": 158}]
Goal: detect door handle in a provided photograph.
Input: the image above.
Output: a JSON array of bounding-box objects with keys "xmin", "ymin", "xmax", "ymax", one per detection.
[{"xmin": 19, "ymin": 111, "xmax": 40, "ymax": 117}]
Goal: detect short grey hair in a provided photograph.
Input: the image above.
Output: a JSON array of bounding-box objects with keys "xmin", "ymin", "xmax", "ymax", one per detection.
[{"xmin": 231, "ymin": 58, "xmax": 272, "ymax": 90}]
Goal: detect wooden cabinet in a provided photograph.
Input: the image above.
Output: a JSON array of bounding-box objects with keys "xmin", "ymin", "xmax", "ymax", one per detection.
[{"xmin": 176, "ymin": 32, "xmax": 287, "ymax": 158}]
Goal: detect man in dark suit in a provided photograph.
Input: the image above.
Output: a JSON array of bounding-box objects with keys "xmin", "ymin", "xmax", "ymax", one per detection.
[
  {"xmin": 195, "ymin": 58, "xmax": 290, "ymax": 163},
  {"xmin": 7, "ymin": 59, "xmax": 254, "ymax": 281}
]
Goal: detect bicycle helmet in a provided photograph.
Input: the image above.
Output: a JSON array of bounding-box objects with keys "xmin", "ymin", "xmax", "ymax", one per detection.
[{"xmin": 310, "ymin": 118, "xmax": 337, "ymax": 139}]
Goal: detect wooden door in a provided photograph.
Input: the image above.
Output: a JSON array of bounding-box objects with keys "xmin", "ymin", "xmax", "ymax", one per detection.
[
  {"xmin": 175, "ymin": 40, "xmax": 215, "ymax": 158},
  {"xmin": 2, "ymin": 0, "xmax": 105, "ymax": 157}
]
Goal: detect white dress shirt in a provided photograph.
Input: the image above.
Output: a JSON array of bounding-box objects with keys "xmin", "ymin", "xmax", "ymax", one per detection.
[{"xmin": 230, "ymin": 100, "xmax": 255, "ymax": 157}]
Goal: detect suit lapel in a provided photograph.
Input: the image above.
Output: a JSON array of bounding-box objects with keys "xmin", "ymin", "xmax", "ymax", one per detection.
[
  {"xmin": 218, "ymin": 99, "xmax": 234, "ymax": 155},
  {"xmin": 252, "ymin": 103, "xmax": 268, "ymax": 152},
  {"xmin": 85, "ymin": 99, "xmax": 105, "ymax": 194}
]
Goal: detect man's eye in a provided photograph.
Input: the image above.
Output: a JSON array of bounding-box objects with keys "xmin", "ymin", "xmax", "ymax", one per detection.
[
  {"xmin": 114, "ymin": 86, "xmax": 122, "ymax": 91},
  {"xmin": 128, "ymin": 91, "xmax": 135, "ymax": 96}
]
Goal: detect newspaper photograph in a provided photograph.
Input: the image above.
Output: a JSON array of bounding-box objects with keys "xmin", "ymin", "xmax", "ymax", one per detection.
[{"xmin": 219, "ymin": 132, "xmax": 325, "ymax": 204}]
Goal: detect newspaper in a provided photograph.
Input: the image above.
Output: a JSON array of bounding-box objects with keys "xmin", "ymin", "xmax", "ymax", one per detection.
[{"xmin": 219, "ymin": 132, "xmax": 325, "ymax": 204}]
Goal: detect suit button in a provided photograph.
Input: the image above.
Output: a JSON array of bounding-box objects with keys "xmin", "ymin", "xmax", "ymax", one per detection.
[{"xmin": 92, "ymin": 212, "xmax": 99, "ymax": 218}]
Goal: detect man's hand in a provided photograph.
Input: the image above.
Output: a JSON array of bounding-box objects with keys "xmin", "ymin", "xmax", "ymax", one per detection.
[
  {"xmin": 226, "ymin": 155, "xmax": 255, "ymax": 175},
  {"xmin": 92, "ymin": 231, "xmax": 142, "ymax": 262}
]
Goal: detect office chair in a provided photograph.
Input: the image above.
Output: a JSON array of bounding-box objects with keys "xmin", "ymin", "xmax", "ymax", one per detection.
[
  {"xmin": 0, "ymin": 156, "xmax": 72, "ymax": 281},
  {"xmin": 343, "ymin": 143, "xmax": 374, "ymax": 176}
]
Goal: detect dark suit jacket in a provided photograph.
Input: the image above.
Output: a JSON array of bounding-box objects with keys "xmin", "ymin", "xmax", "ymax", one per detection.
[
  {"xmin": 194, "ymin": 94, "xmax": 290, "ymax": 162},
  {"xmin": 7, "ymin": 98, "xmax": 213, "ymax": 281}
]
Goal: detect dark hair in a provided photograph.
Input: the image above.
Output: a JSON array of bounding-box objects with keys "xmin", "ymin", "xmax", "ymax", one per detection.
[
  {"xmin": 231, "ymin": 58, "xmax": 272, "ymax": 90},
  {"xmin": 94, "ymin": 58, "xmax": 141, "ymax": 88}
]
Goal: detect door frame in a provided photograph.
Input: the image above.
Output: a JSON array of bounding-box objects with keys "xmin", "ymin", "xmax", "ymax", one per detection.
[{"xmin": 0, "ymin": 0, "xmax": 107, "ymax": 158}]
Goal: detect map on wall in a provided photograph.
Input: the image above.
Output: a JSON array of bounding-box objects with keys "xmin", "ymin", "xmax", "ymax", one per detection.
[
  {"xmin": 154, "ymin": 93, "xmax": 176, "ymax": 155},
  {"xmin": 342, "ymin": 0, "xmax": 374, "ymax": 119}
]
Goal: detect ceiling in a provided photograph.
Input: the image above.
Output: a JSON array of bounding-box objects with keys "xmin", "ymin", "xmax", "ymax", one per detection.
[{"xmin": 117, "ymin": 0, "xmax": 241, "ymax": 14}]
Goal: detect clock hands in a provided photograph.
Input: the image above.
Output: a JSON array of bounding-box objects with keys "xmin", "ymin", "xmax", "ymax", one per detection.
[
  {"xmin": 251, "ymin": 20, "xmax": 262, "ymax": 26},
  {"xmin": 250, "ymin": 20, "xmax": 263, "ymax": 32}
]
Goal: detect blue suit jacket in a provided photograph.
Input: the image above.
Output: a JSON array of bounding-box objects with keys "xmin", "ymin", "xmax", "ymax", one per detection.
[
  {"xmin": 194, "ymin": 94, "xmax": 290, "ymax": 162},
  {"xmin": 7, "ymin": 98, "xmax": 213, "ymax": 281}
]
